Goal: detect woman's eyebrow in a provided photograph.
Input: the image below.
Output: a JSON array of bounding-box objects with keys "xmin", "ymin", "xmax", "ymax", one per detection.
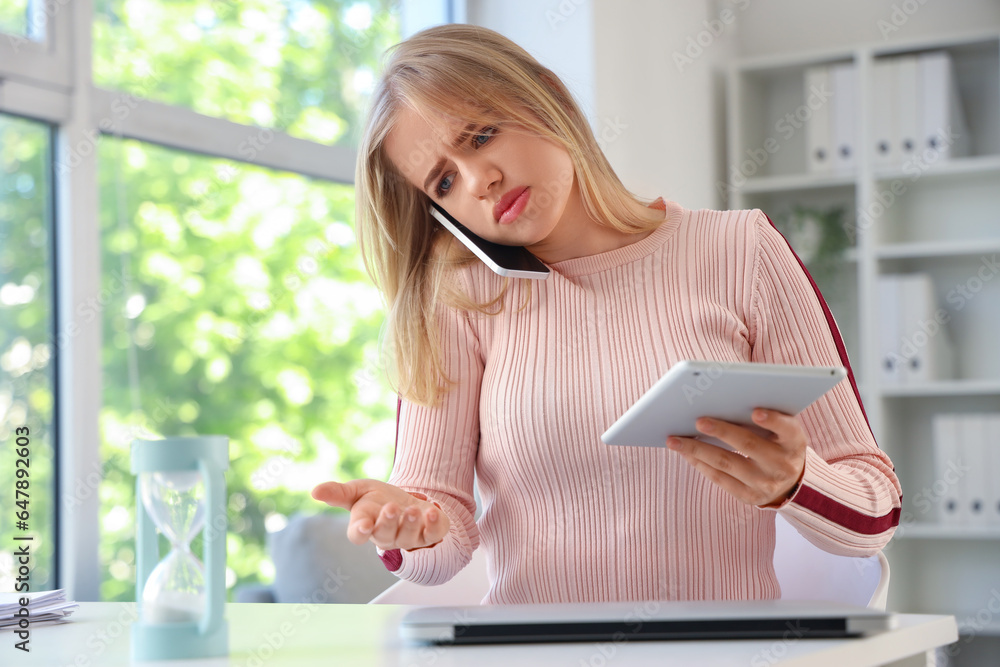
[{"xmin": 422, "ymin": 122, "xmax": 478, "ymax": 193}]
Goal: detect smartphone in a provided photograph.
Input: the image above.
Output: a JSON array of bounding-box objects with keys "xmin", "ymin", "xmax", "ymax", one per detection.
[{"xmin": 429, "ymin": 202, "xmax": 550, "ymax": 279}]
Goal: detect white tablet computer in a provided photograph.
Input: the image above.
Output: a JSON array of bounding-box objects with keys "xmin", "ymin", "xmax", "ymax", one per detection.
[{"xmin": 601, "ymin": 360, "xmax": 847, "ymax": 451}]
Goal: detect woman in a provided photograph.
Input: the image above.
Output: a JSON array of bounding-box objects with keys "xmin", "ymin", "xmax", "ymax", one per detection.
[{"xmin": 312, "ymin": 23, "xmax": 900, "ymax": 604}]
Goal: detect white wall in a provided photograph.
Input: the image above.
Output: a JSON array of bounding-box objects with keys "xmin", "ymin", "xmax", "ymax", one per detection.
[
  {"xmin": 467, "ymin": 0, "xmax": 597, "ymax": 124},
  {"xmin": 592, "ymin": 0, "xmax": 735, "ymax": 210}
]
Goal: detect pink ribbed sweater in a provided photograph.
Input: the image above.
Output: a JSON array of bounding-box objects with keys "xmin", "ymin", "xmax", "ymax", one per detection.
[{"xmin": 378, "ymin": 199, "xmax": 901, "ymax": 605}]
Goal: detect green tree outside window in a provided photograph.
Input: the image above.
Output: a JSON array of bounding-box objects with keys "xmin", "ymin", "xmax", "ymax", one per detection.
[{"xmin": 92, "ymin": 0, "xmax": 402, "ymax": 601}]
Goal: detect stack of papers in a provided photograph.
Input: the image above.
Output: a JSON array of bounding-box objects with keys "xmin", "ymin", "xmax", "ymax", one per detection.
[{"xmin": 0, "ymin": 589, "xmax": 78, "ymax": 630}]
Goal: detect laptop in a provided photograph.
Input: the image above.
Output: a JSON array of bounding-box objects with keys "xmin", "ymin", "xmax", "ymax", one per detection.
[{"xmin": 399, "ymin": 599, "xmax": 896, "ymax": 645}]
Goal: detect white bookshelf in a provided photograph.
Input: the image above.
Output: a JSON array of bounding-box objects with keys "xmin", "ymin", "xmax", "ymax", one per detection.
[{"xmin": 727, "ymin": 30, "xmax": 1000, "ymax": 666}]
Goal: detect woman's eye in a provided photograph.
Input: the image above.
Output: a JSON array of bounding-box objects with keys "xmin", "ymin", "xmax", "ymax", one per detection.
[
  {"xmin": 435, "ymin": 173, "xmax": 454, "ymax": 197},
  {"xmin": 473, "ymin": 126, "xmax": 498, "ymax": 146},
  {"xmin": 434, "ymin": 126, "xmax": 498, "ymax": 197}
]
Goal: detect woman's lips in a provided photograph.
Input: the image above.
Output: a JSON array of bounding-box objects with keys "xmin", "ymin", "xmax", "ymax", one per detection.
[{"xmin": 496, "ymin": 187, "xmax": 530, "ymax": 225}]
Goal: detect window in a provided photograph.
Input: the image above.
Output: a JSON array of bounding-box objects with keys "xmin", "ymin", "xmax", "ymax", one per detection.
[
  {"xmin": 0, "ymin": 1, "xmax": 31, "ymax": 37},
  {"xmin": 0, "ymin": 113, "xmax": 57, "ymax": 592},
  {"xmin": 0, "ymin": 0, "xmax": 436, "ymax": 599},
  {"xmin": 93, "ymin": 0, "xmax": 400, "ymax": 146},
  {"xmin": 97, "ymin": 137, "xmax": 394, "ymax": 600}
]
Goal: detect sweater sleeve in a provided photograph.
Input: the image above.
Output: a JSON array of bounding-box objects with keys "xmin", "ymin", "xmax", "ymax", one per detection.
[
  {"xmin": 747, "ymin": 210, "xmax": 901, "ymax": 556},
  {"xmin": 375, "ymin": 269, "xmax": 483, "ymax": 584}
]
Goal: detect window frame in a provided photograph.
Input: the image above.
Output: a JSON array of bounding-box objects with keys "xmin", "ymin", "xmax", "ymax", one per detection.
[
  {"xmin": 0, "ymin": 0, "xmax": 73, "ymax": 91},
  {"xmin": 0, "ymin": 0, "xmax": 460, "ymax": 601}
]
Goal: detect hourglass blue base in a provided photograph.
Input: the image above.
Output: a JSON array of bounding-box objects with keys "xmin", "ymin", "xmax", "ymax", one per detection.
[{"xmin": 131, "ymin": 619, "xmax": 228, "ymax": 661}]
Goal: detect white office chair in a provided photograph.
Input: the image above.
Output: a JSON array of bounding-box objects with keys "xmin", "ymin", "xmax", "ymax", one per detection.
[
  {"xmin": 370, "ymin": 513, "xmax": 889, "ymax": 609},
  {"xmin": 773, "ymin": 513, "xmax": 889, "ymax": 611}
]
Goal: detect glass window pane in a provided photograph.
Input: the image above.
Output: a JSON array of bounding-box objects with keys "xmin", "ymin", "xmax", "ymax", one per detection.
[
  {"xmin": 98, "ymin": 137, "xmax": 396, "ymax": 601},
  {"xmin": 0, "ymin": 113, "xmax": 57, "ymax": 592},
  {"xmin": 92, "ymin": 0, "xmax": 402, "ymax": 147},
  {"xmin": 0, "ymin": 1, "xmax": 29, "ymax": 37}
]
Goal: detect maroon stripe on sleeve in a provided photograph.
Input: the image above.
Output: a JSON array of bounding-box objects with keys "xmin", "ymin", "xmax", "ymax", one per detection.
[
  {"xmin": 793, "ymin": 485, "xmax": 901, "ymax": 534},
  {"xmin": 761, "ymin": 212, "xmax": 876, "ymax": 443},
  {"xmin": 379, "ymin": 548, "xmax": 403, "ymax": 572}
]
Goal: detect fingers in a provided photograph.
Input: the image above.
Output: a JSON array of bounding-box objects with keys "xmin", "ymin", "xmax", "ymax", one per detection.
[
  {"xmin": 394, "ymin": 505, "xmax": 425, "ymax": 547},
  {"xmin": 369, "ymin": 502, "xmax": 405, "ymax": 546},
  {"xmin": 668, "ymin": 409, "xmax": 808, "ymax": 506},
  {"xmin": 417, "ymin": 504, "xmax": 448, "ymax": 549},
  {"xmin": 749, "ymin": 409, "xmax": 800, "ymax": 447},
  {"xmin": 369, "ymin": 502, "xmax": 447, "ymax": 551},
  {"xmin": 311, "ymin": 479, "xmax": 367, "ymax": 510},
  {"xmin": 674, "ymin": 445, "xmax": 757, "ymax": 500},
  {"xmin": 667, "ymin": 435, "xmax": 758, "ymax": 483},
  {"xmin": 311, "ymin": 478, "xmax": 449, "ymax": 550},
  {"xmin": 692, "ymin": 415, "xmax": 767, "ymax": 457}
]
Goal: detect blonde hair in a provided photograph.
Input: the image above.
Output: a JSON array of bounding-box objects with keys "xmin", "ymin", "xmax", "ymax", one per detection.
[{"xmin": 355, "ymin": 24, "xmax": 663, "ymax": 407}]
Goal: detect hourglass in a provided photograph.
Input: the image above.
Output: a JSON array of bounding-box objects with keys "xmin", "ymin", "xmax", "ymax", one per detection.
[{"xmin": 131, "ymin": 436, "xmax": 229, "ymax": 661}]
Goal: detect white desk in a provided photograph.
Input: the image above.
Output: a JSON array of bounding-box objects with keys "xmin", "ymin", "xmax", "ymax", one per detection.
[{"xmin": 0, "ymin": 602, "xmax": 956, "ymax": 666}]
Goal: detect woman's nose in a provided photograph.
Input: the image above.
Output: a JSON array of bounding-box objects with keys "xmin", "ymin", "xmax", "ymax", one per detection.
[{"xmin": 461, "ymin": 159, "xmax": 501, "ymax": 199}]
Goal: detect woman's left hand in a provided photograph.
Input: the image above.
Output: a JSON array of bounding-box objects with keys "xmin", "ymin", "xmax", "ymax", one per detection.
[{"xmin": 667, "ymin": 408, "xmax": 807, "ymax": 507}]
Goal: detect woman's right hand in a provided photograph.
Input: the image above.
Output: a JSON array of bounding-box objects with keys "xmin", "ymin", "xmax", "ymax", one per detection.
[{"xmin": 311, "ymin": 479, "xmax": 449, "ymax": 552}]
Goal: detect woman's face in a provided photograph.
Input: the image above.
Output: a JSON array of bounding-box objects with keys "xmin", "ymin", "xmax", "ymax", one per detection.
[{"xmin": 383, "ymin": 104, "xmax": 580, "ymax": 256}]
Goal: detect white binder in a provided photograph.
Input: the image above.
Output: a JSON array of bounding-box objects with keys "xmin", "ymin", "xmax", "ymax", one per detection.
[
  {"xmin": 896, "ymin": 273, "xmax": 954, "ymax": 383},
  {"xmin": 917, "ymin": 51, "xmax": 971, "ymax": 161},
  {"xmin": 966, "ymin": 414, "xmax": 990, "ymax": 526},
  {"xmin": 830, "ymin": 62, "xmax": 857, "ymax": 173},
  {"xmin": 871, "ymin": 59, "xmax": 898, "ymax": 170},
  {"xmin": 805, "ymin": 66, "xmax": 833, "ymax": 173},
  {"xmin": 877, "ymin": 275, "xmax": 902, "ymax": 384},
  {"xmin": 988, "ymin": 414, "xmax": 1000, "ymax": 527},
  {"xmin": 895, "ymin": 56, "xmax": 921, "ymax": 165},
  {"xmin": 932, "ymin": 414, "xmax": 963, "ymax": 524}
]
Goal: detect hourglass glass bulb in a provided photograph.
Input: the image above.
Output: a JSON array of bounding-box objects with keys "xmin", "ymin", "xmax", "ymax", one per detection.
[
  {"xmin": 142, "ymin": 550, "xmax": 206, "ymax": 623},
  {"xmin": 141, "ymin": 471, "xmax": 206, "ymax": 544},
  {"xmin": 139, "ymin": 470, "xmax": 208, "ymax": 624}
]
